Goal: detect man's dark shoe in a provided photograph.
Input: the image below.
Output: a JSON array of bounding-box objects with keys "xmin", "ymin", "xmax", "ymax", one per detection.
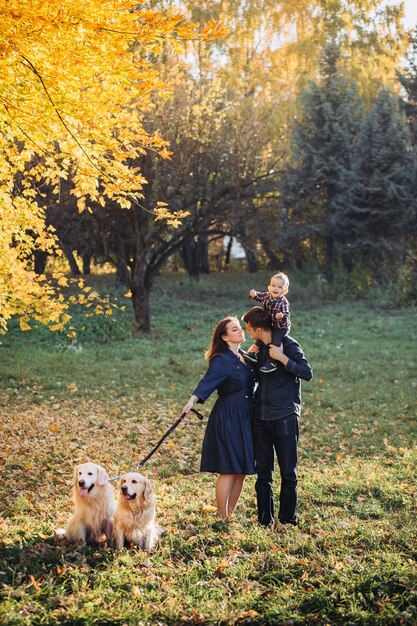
[
  {"xmin": 260, "ymin": 360, "xmax": 277, "ymax": 373},
  {"xmin": 241, "ymin": 350, "xmax": 258, "ymax": 363}
]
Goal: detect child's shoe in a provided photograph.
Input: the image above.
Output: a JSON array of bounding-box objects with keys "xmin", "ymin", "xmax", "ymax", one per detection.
[
  {"xmin": 260, "ymin": 359, "xmax": 277, "ymax": 374},
  {"xmin": 240, "ymin": 350, "xmax": 258, "ymax": 363}
]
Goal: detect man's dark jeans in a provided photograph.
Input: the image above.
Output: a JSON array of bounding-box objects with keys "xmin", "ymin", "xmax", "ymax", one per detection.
[{"xmin": 254, "ymin": 414, "xmax": 299, "ymax": 526}]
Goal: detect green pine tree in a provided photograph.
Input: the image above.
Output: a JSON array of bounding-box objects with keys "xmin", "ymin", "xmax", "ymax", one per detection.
[
  {"xmin": 346, "ymin": 88, "xmax": 415, "ymax": 280},
  {"xmin": 281, "ymin": 42, "xmax": 364, "ymax": 280},
  {"xmin": 397, "ymin": 27, "xmax": 417, "ymax": 297},
  {"xmin": 398, "ymin": 26, "xmax": 417, "ymax": 142}
]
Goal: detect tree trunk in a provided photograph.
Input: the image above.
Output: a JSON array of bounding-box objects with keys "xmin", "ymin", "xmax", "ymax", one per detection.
[
  {"xmin": 180, "ymin": 240, "xmax": 200, "ymax": 278},
  {"xmin": 116, "ymin": 261, "xmax": 128, "ymax": 287},
  {"xmin": 196, "ymin": 233, "xmax": 210, "ymax": 274},
  {"xmin": 61, "ymin": 243, "xmax": 81, "ymax": 276},
  {"xmin": 82, "ymin": 253, "xmax": 92, "ymax": 275},
  {"xmin": 324, "ymin": 236, "xmax": 334, "ymax": 282},
  {"xmin": 278, "ymin": 205, "xmax": 289, "ymax": 252},
  {"xmin": 260, "ymin": 237, "xmax": 282, "ymax": 269},
  {"xmin": 224, "ymin": 237, "xmax": 233, "ymax": 269},
  {"xmin": 115, "ymin": 236, "xmax": 129, "ymax": 287},
  {"xmin": 34, "ymin": 250, "xmax": 48, "ymax": 274},
  {"xmin": 131, "ymin": 284, "xmax": 151, "ymax": 333},
  {"xmin": 242, "ymin": 242, "xmax": 258, "ymax": 273},
  {"xmin": 131, "ymin": 245, "xmax": 154, "ymax": 332}
]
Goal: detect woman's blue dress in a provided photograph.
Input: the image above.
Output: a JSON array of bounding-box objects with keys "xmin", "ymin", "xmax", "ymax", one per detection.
[{"xmin": 193, "ymin": 349, "xmax": 256, "ymax": 474}]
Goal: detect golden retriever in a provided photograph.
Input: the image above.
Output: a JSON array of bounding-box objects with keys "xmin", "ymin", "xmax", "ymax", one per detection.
[
  {"xmin": 65, "ymin": 462, "xmax": 116, "ymax": 545},
  {"xmin": 114, "ymin": 472, "xmax": 163, "ymax": 550}
]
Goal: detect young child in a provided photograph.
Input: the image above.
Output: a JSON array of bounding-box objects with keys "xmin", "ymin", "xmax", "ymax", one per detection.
[{"xmin": 244, "ymin": 272, "xmax": 291, "ymax": 373}]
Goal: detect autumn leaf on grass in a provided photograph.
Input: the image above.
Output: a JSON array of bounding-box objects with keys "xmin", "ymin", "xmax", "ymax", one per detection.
[
  {"xmin": 180, "ymin": 609, "xmax": 205, "ymax": 624},
  {"xmin": 283, "ymin": 586, "xmax": 296, "ymax": 596},
  {"xmin": 216, "ymin": 558, "xmax": 230, "ymax": 576},
  {"xmin": 201, "ymin": 504, "xmax": 217, "ymax": 514},
  {"xmin": 236, "ymin": 611, "xmax": 260, "ymax": 620},
  {"xmin": 30, "ymin": 575, "xmax": 41, "ymax": 592}
]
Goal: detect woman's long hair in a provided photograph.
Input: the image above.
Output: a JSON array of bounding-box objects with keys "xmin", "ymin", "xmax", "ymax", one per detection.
[{"xmin": 205, "ymin": 316, "xmax": 238, "ymax": 361}]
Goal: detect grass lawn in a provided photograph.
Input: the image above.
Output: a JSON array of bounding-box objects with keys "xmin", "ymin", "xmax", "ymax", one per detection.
[{"xmin": 1, "ymin": 271, "xmax": 416, "ymax": 625}]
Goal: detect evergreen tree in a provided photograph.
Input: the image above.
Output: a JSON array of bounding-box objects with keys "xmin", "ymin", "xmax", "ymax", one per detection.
[
  {"xmin": 281, "ymin": 43, "xmax": 364, "ymax": 279},
  {"xmin": 347, "ymin": 88, "xmax": 414, "ymax": 279},
  {"xmin": 397, "ymin": 27, "xmax": 417, "ymax": 295},
  {"xmin": 398, "ymin": 26, "xmax": 417, "ymax": 142}
]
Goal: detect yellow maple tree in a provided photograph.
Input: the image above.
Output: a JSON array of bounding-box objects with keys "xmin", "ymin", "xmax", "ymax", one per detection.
[{"xmin": 0, "ymin": 0, "xmax": 224, "ymax": 333}]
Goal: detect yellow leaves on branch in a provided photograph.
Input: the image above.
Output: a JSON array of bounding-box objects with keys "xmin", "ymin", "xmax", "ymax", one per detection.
[
  {"xmin": 1, "ymin": 0, "xmax": 225, "ymax": 199},
  {"xmin": 154, "ymin": 202, "xmax": 190, "ymax": 229},
  {"xmin": 0, "ymin": 0, "xmax": 225, "ymax": 333}
]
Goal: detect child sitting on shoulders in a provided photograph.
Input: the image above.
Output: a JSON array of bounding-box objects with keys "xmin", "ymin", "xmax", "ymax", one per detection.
[{"xmin": 244, "ymin": 272, "xmax": 291, "ymax": 373}]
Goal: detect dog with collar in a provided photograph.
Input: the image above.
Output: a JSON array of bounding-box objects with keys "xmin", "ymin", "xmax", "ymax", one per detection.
[
  {"xmin": 65, "ymin": 462, "xmax": 116, "ymax": 545},
  {"xmin": 114, "ymin": 472, "xmax": 163, "ymax": 550}
]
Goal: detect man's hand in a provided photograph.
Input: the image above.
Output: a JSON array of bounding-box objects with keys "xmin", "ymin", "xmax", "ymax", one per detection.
[
  {"xmin": 246, "ymin": 343, "xmax": 259, "ymax": 354},
  {"xmin": 249, "ymin": 289, "xmax": 256, "ymax": 298},
  {"xmin": 274, "ymin": 312, "xmax": 283, "ymax": 320},
  {"xmin": 269, "ymin": 343, "xmax": 288, "ymax": 366}
]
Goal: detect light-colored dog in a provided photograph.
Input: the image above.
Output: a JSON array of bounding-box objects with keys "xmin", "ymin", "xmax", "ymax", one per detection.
[
  {"xmin": 65, "ymin": 462, "xmax": 116, "ymax": 545},
  {"xmin": 114, "ymin": 472, "xmax": 163, "ymax": 550}
]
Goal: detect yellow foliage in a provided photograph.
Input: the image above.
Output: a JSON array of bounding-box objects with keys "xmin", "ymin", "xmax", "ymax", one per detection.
[
  {"xmin": 154, "ymin": 207, "xmax": 191, "ymax": 228},
  {"xmin": 0, "ymin": 0, "xmax": 225, "ymax": 333}
]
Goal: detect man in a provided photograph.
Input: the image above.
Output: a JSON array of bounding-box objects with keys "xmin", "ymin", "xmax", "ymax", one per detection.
[{"xmin": 242, "ymin": 306, "xmax": 313, "ymax": 526}]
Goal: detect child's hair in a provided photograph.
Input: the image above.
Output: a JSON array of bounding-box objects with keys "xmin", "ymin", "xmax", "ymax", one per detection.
[{"xmin": 271, "ymin": 272, "xmax": 289, "ymax": 289}]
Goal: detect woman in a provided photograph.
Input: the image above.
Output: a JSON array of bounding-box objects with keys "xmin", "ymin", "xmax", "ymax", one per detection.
[{"xmin": 182, "ymin": 316, "xmax": 256, "ymax": 520}]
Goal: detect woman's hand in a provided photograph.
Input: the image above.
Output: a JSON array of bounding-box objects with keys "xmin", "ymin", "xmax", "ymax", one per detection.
[
  {"xmin": 246, "ymin": 343, "xmax": 259, "ymax": 354},
  {"xmin": 182, "ymin": 395, "xmax": 198, "ymax": 415}
]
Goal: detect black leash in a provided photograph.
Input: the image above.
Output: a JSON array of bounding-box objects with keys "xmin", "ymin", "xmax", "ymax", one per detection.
[{"xmin": 108, "ymin": 408, "xmax": 204, "ymax": 482}]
